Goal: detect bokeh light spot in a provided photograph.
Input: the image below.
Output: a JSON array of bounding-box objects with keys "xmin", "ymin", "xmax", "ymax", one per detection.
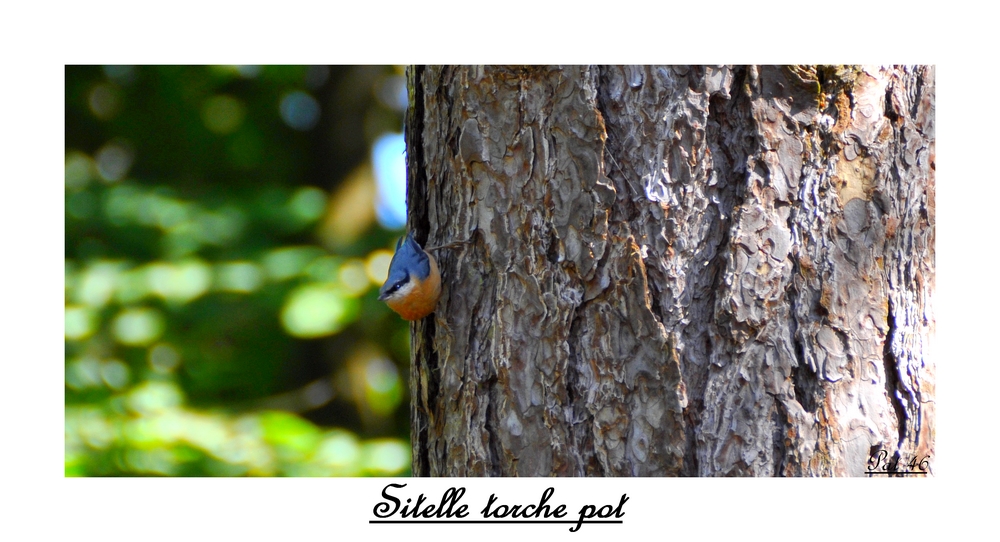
[
  {"xmin": 66, "ymin": 356, "xmax": 103, "ymax": 390},
  {"xmin": 89, "ymin": 83, "xmax": 121, "ymax": 120},
  {"xmin": 114, "ymin": 267, "xmax": 150, "ymax": 304},
  {"xmin": 102, "ymin": 65, "xmax": 136, "ymax": 84},
  {"xmin": 365, "ymin": 356, "xmax": 399, "ymax": 394},
  {"xmin": 315, "ymin": 431, "xmax": 360, "ymax": 469},
  {"xmin": 377, "ymin": 74, "xmax": 408, "ymax": 112},
  {"xmin": 162, "ymin": 222, "xmax": 203, "ymax": 258},
  {"xmin": 112, "ymin": 307, "xmax": 165, "ymax": 346},
  {"xmin": 101, "ymin": 359, "xmax": 131, "ymax": 390},
  {"xmin": 372, "ymin": 132, "xmax": 407, "ymax": 229},
  {"xmin": 363, "ymin": 440, "xmax": 410, "ymax": 474},
  {"xmin": 76, "ymin": 261, "xmax": 123, "ymax": 307},
  {"xmin": 216, "ymin": 261, "xmax": 264, "ymax": 293},
  {"xmin": 365, "ymin": 249, "xmax": 393, "ymax": 284},
  {"xmin": 235, "ymin": 65, "xmax": 261, "ymax": 78},
  {"xmin": 65, "ymin": 306, "xmax": 98, "ymax": 341},
  {"xmin": 103, "ymin": 184, "xmax": 141, "ymax": 226},
  {"xmin": 95, "ymin": 141, "xmax": 134, "ymax": 182},
  {"xmin": 202, "ymin": 95, "xmax": 245, "ymax": 135},
  {"xmin": 318, "ymin": 165, "xmax": 377, "ymax": 248},
  {"xmin": 125, "ymin": 448, "xmax": 177, "ymax": 476},
  {"xmin": 260, "ymin": 411, "xmax": 321, "ymax": 457},
  {"xmin": 65, "ymin": 151, "xmax": 95, "ymax": 190},
  {"xmin": 149, "ymin": 343, "xmax": 181, "ymax": 373},
  {"xmin": 198, "ymin": 207, "xmax": 246, "ymax": 246},
  {"xmin": 263, "ymin": 246, "xmax": 323, "ymax": 281},
  {"xmin": 338, "ymin": 259, "xmax": 369, "ymax": 296},
  {"xmin": 288, "ymin": 186, "xmax": 327, "ymax": 222},
  {"xmin": 280, "ymin": 283, "xmax": 357, "ymax": 338},
  {"xmin": 302, "ymin": 380, "xmax": 334, "ymax": 408},
  {"xmin": 364, "ymin": 356, "xmax": 402, "ymax": 416},
  {"xmin": 180, "ymin": 413, "xmax": 231, "ymax": 456},
  {"xmin": 304, "ymin": 256, "xmax": 338, "ymax": 282},
  {"xmin": 279, "ymin": 91, "xmax": 320, "ymax": 131},
  {"xmin": 150, "ymin": 194, "xmax": 190, "ymax": 229},
  {"xmin": 70, "ymin": 407, "xmax": 116, "ymax": 449},
  {"xmin": 128, "ymin": 381, "xmax": 184, "ymax": 415},
  {"xmin": 147, "ymin": 259, "xmax": 212, "ymax": 303}
]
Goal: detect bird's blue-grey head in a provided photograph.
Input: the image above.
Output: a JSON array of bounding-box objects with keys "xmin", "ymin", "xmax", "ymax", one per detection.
[{"xmin": 378, "ymin": 233, "xmax": 431, "ymax": 301}]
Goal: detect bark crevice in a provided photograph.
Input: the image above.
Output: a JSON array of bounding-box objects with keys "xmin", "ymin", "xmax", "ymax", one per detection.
[
  {"xmin": 405, "ymin": 65, "xmax": 434, "ymax": 477},
  {"xmin": 883, "ymin": 297, "xmax": 907, "ymax": 448}
]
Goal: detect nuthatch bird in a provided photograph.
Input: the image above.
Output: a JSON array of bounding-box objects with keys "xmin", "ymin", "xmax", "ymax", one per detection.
[{"xmin": 379, "ymin": 233, "xmax": 441, "ymax": 321}]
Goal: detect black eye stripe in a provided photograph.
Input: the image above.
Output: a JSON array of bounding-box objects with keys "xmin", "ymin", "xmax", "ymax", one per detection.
[{"xmin": 386, "ymin": 277, "xmax": 410, "ymax": 296}]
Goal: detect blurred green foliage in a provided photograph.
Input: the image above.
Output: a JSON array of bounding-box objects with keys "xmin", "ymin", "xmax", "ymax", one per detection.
[{"xmin": 65, "ymin": 65, "xmax": 412, "ymax": 476}]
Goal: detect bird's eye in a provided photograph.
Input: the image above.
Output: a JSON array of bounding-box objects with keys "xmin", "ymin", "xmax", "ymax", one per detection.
[{"xmin": 386, "ymin": 278, "xmax": 408, "ymax": 296}]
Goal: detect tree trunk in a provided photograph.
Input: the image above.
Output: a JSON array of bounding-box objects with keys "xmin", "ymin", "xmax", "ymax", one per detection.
[{"xmin": 404, "ymin": 65, "xmax": 934, "ymax": 477}]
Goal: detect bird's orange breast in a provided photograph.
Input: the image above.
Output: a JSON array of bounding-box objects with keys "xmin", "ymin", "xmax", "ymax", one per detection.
[{"xmin": 385, "ymin": 253, "xmax": 441, "ymax": 321}]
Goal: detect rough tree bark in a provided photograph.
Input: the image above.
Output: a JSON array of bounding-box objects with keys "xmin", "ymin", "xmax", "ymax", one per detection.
[{"xmin": 404, "ymin": 65, "xmax": 934, "ymax": 477}]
